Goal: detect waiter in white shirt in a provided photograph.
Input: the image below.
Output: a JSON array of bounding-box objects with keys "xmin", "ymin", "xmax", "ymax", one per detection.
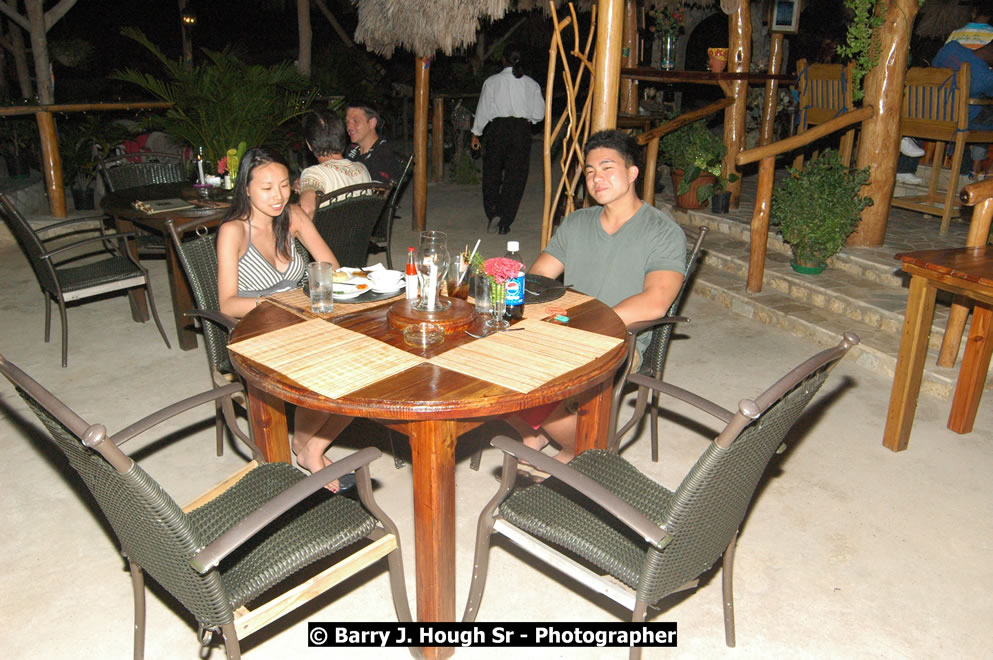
[{"xmin": 470, "ymin": 45, "xmax": 545, "ymax": 235}]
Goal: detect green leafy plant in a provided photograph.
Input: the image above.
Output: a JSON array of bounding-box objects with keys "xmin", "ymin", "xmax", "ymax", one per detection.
[
  {"xmin": 111, "ymin": 28, "xmax": 316, "ymax": 165},
  {"xmin": 836, "ymin": 0, "xmax": 885, "ymax": 102},
  {"xmin": 771, "ymin": 150, "xmax": 873, "ymax": 267},
  {"xmin": 57, "ymin": 115, "xmax": 134, "ymax": 190},
  {"xmin": 659, "ymin": 119, "xmax": 738, "ymax": 204}
]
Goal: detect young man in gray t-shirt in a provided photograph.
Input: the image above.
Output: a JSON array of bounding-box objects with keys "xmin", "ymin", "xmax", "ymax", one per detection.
[{"xmin": 508, "ymin": 129, "xmax": 686, "ymax": 472}]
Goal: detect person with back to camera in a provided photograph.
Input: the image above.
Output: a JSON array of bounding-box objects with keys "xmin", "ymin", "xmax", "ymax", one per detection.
[
  {"xmin": 470, "ymin": 45, "xmax": 545, "ymax": 236},
  {"xmin": 297, "ymin": 111, "xmax": 372, "ymax": 218},
  {"xmin": 216, "ymin": 146, "xmax": 355, "ymax": 491},
  {"xmin": 505, "ymin": 130, "xmax": 686, "ymax": 479},
  {"xmin": 344, "ymin": 100, "xmax": 402, "ymax": 184}
]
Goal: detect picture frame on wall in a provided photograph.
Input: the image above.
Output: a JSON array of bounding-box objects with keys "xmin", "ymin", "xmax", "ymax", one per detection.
[{"xmin": 770, "ymin": 0, "xmax": 801, "ymax": 34}]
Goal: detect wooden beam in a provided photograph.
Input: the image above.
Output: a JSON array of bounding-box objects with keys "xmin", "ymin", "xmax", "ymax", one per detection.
[
  {"xmin": 619, "ymin": 0, "xmax": 638, "ymax": 115},
  {"xmin": 849, "ymin": 0, "xmax": 920, "ymax": 247},
  {"xmin": 432, "ymin": 96, "xmax": 444, "ymax": 183},
  {"xmin": 591, "ymin": 0, "xmax": 624, "ymax": 131},
  {"xmin": 723, "ymin": 0, "xmax": 751, "ymax": 208},
  {"xmin": 413, "ymin": 56, "xmax": 430, "ymax": 230}
]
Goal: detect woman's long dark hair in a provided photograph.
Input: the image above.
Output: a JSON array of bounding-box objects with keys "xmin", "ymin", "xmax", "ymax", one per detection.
[{"xmin": 223, "ymin": 146, "xmax": 292, "ymax": 260}]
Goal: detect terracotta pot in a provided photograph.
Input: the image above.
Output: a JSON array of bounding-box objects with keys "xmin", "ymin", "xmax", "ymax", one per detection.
[
  {"xmin": 708, "ymin": 47, "xmax": 728, "ymax": 73},
  {"xmin": 671, "ymin": 170, "xmax": 717, "ymax": 209}
]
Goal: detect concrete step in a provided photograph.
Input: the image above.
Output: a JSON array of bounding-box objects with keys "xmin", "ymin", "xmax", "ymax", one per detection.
[{"xmin": 666, "ymin": 206, "xmax": 989, "ymax": 401}]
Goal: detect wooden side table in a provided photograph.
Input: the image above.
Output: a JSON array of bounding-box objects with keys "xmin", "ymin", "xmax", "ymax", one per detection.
[{"xmin": 884, "ymin": 247, "xmax": 993, "ymax": 451}]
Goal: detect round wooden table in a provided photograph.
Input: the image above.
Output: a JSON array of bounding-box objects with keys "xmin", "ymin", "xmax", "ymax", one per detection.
[{"xmin": 229, "ymin": 295, "xmax": 627, "ymax": 659}]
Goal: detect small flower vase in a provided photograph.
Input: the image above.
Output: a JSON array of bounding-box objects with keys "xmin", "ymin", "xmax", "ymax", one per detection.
[
  {"xmin": 660, "ymin": 32, "xmax": 677, "ymax": 71},
  {"xmin": 486, "ymin": 279, "xmax": 509, "ymax": 330}
]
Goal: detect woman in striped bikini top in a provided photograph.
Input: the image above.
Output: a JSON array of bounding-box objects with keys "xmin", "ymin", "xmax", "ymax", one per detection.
[
  {"xmin": 216, "ymin": 146, "xmax": 338, "ymax": 320},
  {"xmin": 216, "ymin": 146, "xmax": 354, "ymax": 493}
]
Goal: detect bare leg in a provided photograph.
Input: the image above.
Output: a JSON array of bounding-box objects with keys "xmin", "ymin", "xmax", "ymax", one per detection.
[
  {"xmin": 293, "ymin": 407, "xmax": 352, "ymax": 491},
  {"xmin": 506, "ymin": 401, "xmax": 579, "ymax": 465}
]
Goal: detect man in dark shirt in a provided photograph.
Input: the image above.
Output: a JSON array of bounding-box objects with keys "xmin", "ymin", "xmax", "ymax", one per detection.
[{"xmin": 343, "ymin": 101, "xmax": 402, "ymax": 184}]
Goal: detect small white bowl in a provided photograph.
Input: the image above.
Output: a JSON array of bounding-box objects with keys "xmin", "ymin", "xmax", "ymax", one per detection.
[{"xmin": 368, "ymin": 269, "xmax": 405, "ymax": 290}]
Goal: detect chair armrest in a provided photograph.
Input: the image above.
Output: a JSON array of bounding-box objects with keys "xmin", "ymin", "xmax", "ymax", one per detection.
[
  {"xmin": 190, "ymin": 446, "xmax": 383, "ymax": 573},
  {"xmin": 490, "ymin": 436, "xmax": 670, "ymax": 548},
  {"xmin": 40, "ymin": 232, "xmax": 138, "ymax": 259},
  {"xmin": 34, "ymin": 216, "xmax": 107, "ymax": 234},
  {"xmin": 186, "ymin": 309, "xmax": 238, "ymax": 332},
  {"xmin": 626, "ymin": 315, "xmax": 690, "ymax": 337},
  {"xmin": 626, "ymin": 375, "xmax": 735, "ymax": 423},
  {"xmin": 108, "ymin": 383, "xmax": 246, "ymax": 446}
]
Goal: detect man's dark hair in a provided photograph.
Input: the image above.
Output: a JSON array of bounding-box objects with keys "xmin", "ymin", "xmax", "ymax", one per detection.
[
  {"xmin": 302, "ymin": 111, "xmax": 349, "ymax": 157},
  {"xmin": 345, "ymin": 100, "xmax": 383, "ymax": 132},
  {"xmin": 584, "ymin": 130, "xmax": 641, "ymax": 172}
]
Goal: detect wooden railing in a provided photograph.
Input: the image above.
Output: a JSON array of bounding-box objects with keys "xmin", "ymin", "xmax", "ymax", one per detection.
[
  {"xmin": 1, "ymin": 101, "xmax": 172, "ymax": 218},
  {"xmin": 734, "ymin": 105, "xmax": 874, "ymax": 293},
  {"xmin": 635, "ymin": 97, "xmax": 735, "ymax": 207}
]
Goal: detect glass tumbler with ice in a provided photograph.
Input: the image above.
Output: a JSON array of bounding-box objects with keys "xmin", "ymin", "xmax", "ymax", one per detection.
[{"xmin": 307, "ymin": 261, "xmax": 335, "ymax": 314}]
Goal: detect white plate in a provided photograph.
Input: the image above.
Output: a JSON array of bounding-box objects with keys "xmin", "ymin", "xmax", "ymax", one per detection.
[{"xmin": 370, "ymin": 282, "xmax": 405, "ymax": 294}]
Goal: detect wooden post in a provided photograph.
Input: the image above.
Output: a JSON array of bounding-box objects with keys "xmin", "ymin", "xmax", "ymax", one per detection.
[
  {"xmin": 413, "ymin": 56, "xmax": 430, "ymax": 230},
  {"xmin": 849, "ymin": 0, "xmax": 919, "ymax": 247},
  {"xmin": 36, "ymin": 111, "xmax": 65, "ymax": 218},
  {"xmin": 723, "ymin": 0, "xmax": 751, "ymax": 208},
  {"xmin": 760, "ymin": 33, "xmax": 784, "ymax": 147},
  {"xmin": 747, "ymin": 155, "xmax": 775, "ymax": 292},
  {"xmin": 432, "ymin": 96, "xmax": 444, "ymax": 183},
  {"xmin": 619, "ymin": 0, "xmax": 639, "ymax": 116},
  {"xmin": 591, "ymin": 0, "xmax": 624, "ymax": 132}
]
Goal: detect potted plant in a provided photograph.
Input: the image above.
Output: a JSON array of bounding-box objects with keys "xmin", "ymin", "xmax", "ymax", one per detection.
[
  {"xmin": 111, "ymin": 28, "xmax": 316, "ymax": 167},
  {"xmin": 58, "ymin": 115, "xmax": 133, "ymax": 209},
  {"xmin": 0, "ymin": 116, "xmax": 38, "ymax": 179},
  {"xmin": 659, "ymin": 119, "xmax": 737, "ymax": 209},
  {"xmin": 770, "ymin": 149, "xmax": 873, "ymax": 273}
]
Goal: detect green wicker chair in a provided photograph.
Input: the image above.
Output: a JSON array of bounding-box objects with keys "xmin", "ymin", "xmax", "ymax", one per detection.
[
  {"xmin": 373, "ymin": 153, "xmax": 414, "ymax": 269},
  {"xmin": 610, "ymin": 226, "xmax": 708, "ymax": 460},
  {"xmin": 312, "ymin": 182, "xmax": 392, "ymax": 268},
  {"xmin": 462, "ymin": 332, "xmax": 860, "ymax": 659},
  {"xmin": 0, "ymin": 193, "xmax": 170, "ymax": 367},
  {"xmin": 0, "ymin": 353, "xmax": 412, "ymax": 660}
]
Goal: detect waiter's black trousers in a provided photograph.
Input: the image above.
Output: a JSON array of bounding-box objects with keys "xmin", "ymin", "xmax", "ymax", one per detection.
[{"xmin": 482, "ymin": 117, "xmax": 531, "ymax": 228}]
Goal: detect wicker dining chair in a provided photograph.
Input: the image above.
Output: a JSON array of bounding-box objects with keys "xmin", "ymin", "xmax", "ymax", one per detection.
[
  {"xmin": 100, "ymin": 151, "xmax": 186, "ymax": 253},
  {"xmin": 312, "ymin": 182, "xmax": 392, "ymax": 268},
  {"xmin": 610, "ymin": 226, "xmax": 708, "ymax": 460},
  {"xmin": 0, "ymin": 193, "xmax": 170, "ymax": 367},
  {"xmin": 373, "ymin": 153, "xmax": 414, "ymax": 269},
  {"xmin": 0, "ymin": 353, "xmax": 413, "ymax": 660},
  {"xmin": 462, "ymin": 332, "xmax": 860, "ymax": 659}
]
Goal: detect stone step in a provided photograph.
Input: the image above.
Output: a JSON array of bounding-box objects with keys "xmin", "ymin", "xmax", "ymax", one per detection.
[
  {"xmin": 690, "ymin": 263, "xmax": 967, "ymax": 400},
  {"xmin": 666, "ymin": 207, "xmax": 990, "ymax": 401}
]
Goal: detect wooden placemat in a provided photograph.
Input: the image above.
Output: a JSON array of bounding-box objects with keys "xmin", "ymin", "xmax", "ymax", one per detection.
[
  {"xmin": 227, "ymin": 319, "xmax": 425, "ymax": 399},
  {"xmin": 522, "ymin": 290, "xmax": 595, "ymax": 319},
  {"xmin": 428, "ymin": 318, "xmax": 622, "ymax": 393},
  {"xmin": 265, "ymin": 288, "xmax": 402, "ymax": 320}
]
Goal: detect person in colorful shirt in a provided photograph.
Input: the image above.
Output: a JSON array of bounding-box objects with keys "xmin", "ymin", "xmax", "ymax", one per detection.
[{"xmin": 297, "ymin": 111, "xmax": 372, "ymax": 217}]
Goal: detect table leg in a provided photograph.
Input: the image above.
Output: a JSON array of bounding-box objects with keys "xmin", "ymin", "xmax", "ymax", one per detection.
[
  {"xmin": 407, "ymin": 419, "xmax": 456, "ymax": 660},
  {"xmin": 113, "ymin": 217, "xmax": 150, "ymax": 322},
  {"xmin": 246, "ymin": 385, "xmax": 292, "ymax": 463},
  {"xmin": 575, "ymin": 379, "xmax": 614, "ymax": 454},
  {"xmin": 883, "ymin": 276, "xmax": 938, "ymax": 452},
  {"xmin": 165, "ymin": 234, "xmax": 200, "ymax": 351},
  {"xmin": 948, "ymin": 302, "xmax": 993, "ymax": 433}
]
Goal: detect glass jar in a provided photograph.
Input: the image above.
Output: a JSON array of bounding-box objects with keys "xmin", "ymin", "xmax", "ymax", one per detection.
[
  {"xmin": 412, "ymin": 230, "xmax": 451, "ymax": 312},
  {"xmin": 660, "ymin": 32, "xmax": 677, "ymax": 71}
]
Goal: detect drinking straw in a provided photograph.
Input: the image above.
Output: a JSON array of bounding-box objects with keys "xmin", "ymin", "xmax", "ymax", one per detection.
[{"xmin": 457, "ymin": 238, "xmax": 481, "ymax": 285}]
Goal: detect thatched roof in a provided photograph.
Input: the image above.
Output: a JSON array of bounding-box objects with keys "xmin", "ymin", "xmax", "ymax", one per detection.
[{"xmin": 354, "ymin": 0, "xmax": 511, "ymax": 58}]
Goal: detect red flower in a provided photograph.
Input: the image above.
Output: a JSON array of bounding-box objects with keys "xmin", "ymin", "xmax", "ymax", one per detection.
[
  {"xmin": 217, "ymin": 156, "xmax": 228, "ymax": 175},
  {"xmin": 483, "ymin": 257, "xmax": 522, "ymax": 284}
]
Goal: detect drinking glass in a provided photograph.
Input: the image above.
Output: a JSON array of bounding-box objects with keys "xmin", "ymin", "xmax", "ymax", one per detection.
[
  {"xmin": 446, "ymin": 253, "xmax": 470, "ymax": 300},
  {"xmin": 486, "ymin": 280, "xmax": 509, "ymax": 331},
  {"xmin": 307, "ymin": 261, "xmax": 334, "ymax": 314},
  {"xmin": 412, "ymin": 230, "xmax": 451, "ymax": 312},
  {"xmin": 471, "ymin": 266, "xmax": 491, "ymax": 315}
]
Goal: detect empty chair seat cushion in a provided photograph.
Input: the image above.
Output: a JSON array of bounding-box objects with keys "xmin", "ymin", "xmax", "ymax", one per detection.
[
  {"xmin": 56, "ymin": 256, "xmax": 149, "ymax": 293},
  {"xmin": 187, "ymin": 462, "xmax": 377, "ymax": 608}
]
